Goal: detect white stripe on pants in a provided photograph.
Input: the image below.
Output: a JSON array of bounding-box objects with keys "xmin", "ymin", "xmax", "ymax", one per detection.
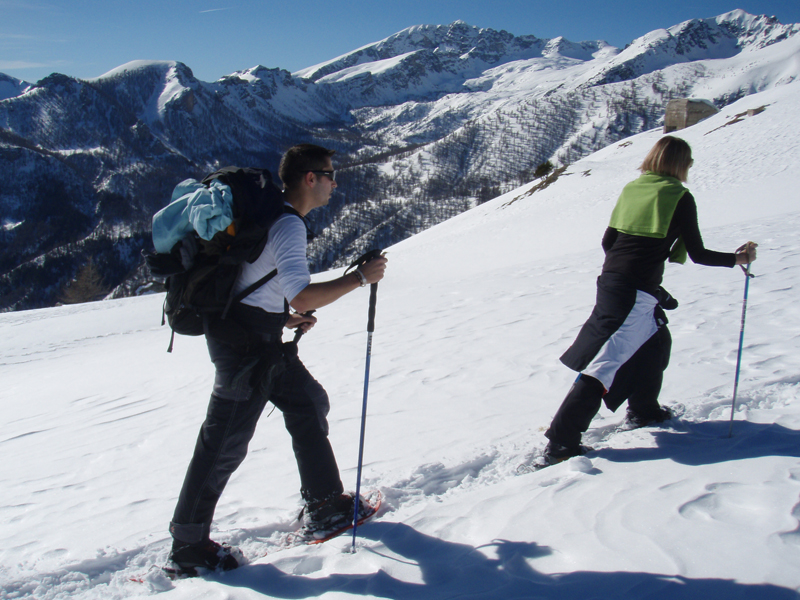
[{"xmin": 582, "ymin": 290, "xmax": 658, "ymax": 390}]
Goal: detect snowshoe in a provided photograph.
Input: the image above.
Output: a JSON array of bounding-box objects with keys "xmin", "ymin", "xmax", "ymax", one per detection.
[
  {"xmin": 619, "ymin": 406, "xmax": 674, "ymax": 431},
  {"xmin": 287, "ymin": 490, "xmax": 381, "ymax": 546},
  {"xmin": 542, "ymin": 441, "xmax": 594, "ymax": 466},
  {"xmin": 517, "ymin": 443, "xmax": 594, "ymax": 473},
  {"xmin": 167, "ymin": 538, "xmax": 240, "ymax": 577}
]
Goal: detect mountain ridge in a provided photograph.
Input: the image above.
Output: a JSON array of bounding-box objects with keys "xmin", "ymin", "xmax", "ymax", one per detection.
[{"xmin": 0, "ymin": 10, "xmax": 798, "ymax": 311}]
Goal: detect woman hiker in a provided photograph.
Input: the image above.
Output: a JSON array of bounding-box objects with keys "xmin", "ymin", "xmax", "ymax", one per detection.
[{"xmin": 541, "ymin": 135, "xmax": 757, "ymax": 466}]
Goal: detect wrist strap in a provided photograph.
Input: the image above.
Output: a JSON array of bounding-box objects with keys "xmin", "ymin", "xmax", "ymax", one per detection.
[{"xmin": 353, "ymin": 268, "xmax": 368, "ymax": 287}]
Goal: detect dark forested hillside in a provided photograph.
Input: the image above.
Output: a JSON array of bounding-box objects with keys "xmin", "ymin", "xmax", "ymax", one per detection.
[{"xmin": 0, "ymin": 11, "xmax": 797, "ymax": 311}]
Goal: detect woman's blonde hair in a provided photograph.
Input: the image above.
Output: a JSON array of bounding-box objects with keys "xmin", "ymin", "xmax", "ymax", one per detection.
[{"xmin": 639, "ymin": 136, "xmax": 693, "ymax": 182}]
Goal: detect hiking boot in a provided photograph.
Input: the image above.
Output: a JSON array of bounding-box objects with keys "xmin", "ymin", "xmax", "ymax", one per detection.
[
  {"xmin": 624, "ymin": 406, "xmax": 673, "ymax": 430},
  {"xmin": 543, "ymin": 441, "xmax": 594, "ymax": 466},
  {"xmin": 300, "ymin": 492, "xmax": 369, "ymax": 533},
  {"xmin": 169, "ymin": 538, "xmax": 239, "ymax": 574}
]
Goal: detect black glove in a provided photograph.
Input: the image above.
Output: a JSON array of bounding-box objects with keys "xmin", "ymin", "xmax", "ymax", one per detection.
[{"xmin": 656, "ymin": 286, "xmax": 679, "ymax": 310}]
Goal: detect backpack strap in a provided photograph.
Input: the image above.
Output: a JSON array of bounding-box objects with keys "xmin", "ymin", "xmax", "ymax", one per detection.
[
  {"xmin": 219, "ymin": 207, "xmax": 310, "ymax": 320},
  {"xmin": 221, "ymin": 268, "xmax": 278, "ymax": 320},
  {"xmin": 283, "ymin": 205, "xmax": 316, "ymax": 242}
]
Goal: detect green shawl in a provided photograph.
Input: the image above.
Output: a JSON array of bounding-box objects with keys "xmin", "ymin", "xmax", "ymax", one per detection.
[{"xmin": 608, "ymin": 171, "xmax": 688, "ymax": 264}]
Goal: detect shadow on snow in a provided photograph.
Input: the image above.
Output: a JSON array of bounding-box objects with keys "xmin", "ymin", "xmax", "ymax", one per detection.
[
  {"xmin": 221, "ymin": 521, "xmax": 798, "ymax": 600},
  {"xmin": 596, "ymin": 420, "xmax": 800, "ymax": 466}
]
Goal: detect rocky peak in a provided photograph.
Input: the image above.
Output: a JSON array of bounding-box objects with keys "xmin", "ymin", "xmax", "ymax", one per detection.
[{"xmin": 0, "ymin": 73, "xmax": 31, "ymax": 101}]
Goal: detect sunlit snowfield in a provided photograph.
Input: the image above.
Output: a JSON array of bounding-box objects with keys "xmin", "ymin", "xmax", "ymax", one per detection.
[{"xmin": 1, "ymin": 82, "xmax": 799, "ymax": 599}]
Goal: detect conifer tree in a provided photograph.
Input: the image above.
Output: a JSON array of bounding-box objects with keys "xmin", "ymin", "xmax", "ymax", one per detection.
[{"xmin": 60, "ymin": 258, "xmax": 108, "ymax": 305}]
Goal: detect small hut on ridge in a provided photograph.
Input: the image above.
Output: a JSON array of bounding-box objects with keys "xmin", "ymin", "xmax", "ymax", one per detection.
[{"xmin": 664, "ymin": 99, "xmax": 719, "ymax": 133}]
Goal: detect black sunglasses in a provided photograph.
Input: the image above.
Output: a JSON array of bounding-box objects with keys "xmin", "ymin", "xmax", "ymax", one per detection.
[{"xmin": 308, "ymin": 170, "xmax": 336, "ymax": 181}]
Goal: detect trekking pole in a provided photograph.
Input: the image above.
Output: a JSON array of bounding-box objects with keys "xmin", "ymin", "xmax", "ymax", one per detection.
[
  {"xmin": 292, "ymin": 310, "xmax": 315, "ymax": 343},
  {"xmin": 728, "ymin": 260, "xmax": 755, "ymax": 438},
  {"xmin": 347, "ymin": 249, "xmax": 383, "ymax": 552}
]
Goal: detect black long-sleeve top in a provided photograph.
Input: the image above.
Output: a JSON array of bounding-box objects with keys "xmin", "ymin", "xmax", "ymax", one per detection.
[{"xmin": 601, "ymin": 192, "xmax": 736, "ymax": 292}]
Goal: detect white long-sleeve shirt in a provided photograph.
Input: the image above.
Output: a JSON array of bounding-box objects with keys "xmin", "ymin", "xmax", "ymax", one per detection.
[{"xmin": 234, "ymin": 211, "xmax": 311, "ymax": 313}]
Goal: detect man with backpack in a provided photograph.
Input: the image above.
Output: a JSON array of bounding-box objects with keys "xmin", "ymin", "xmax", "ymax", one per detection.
[{"xmin": 167, "ymin": 144, "xmax": 388, "ymax": 574}]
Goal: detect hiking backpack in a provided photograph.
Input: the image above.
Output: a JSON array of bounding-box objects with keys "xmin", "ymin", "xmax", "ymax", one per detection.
[{"xmin": 144, "ymin": 167, "xmax": 295, "ymax": 352}]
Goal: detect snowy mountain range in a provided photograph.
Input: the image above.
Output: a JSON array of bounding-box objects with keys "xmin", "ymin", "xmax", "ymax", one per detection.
[
  {"xmin": 1, "ymin": 9, "xmax": 798, "ymax": 311},
  {"xmin": 1, "ymin": 78, "xmax": 799, "ymax": 600}
]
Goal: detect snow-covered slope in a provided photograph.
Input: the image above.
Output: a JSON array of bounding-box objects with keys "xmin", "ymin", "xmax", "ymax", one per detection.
[
  {"xmin": 0, "ymin": 74, "xmax": 31, "ymax": 102},
  {"xmin": 1, "ymin": 80, "xmax": 799, "ymax": 599}
]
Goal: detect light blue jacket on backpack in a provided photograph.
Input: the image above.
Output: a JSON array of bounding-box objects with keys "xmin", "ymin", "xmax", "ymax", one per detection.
[{"xmin": 152, "ymin": 179, "xmax": 234, "ymax": 253}]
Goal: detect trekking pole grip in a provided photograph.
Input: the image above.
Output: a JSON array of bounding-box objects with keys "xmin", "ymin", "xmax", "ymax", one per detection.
[
  {"xmin": 346, "ymin": 248, "xmax": 383, "ymax": 334},
  {"xmin": 293, "ymin": 310, "xmax": 316, "ymax": 343},
  {"xmin": 367, "ymin": 283, "xmax": 378, "ymax": 333}
]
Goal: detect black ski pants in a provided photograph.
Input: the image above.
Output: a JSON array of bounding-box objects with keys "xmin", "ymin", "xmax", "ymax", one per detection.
[{"xmin": 170, "ymin": 337, "xmax": 344, "ymax": 545}]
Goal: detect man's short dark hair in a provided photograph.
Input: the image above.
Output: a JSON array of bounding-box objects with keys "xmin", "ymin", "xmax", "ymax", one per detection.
[{"xmin": 279, "ymin": 144, "xmax": 336, "ymax": 190}]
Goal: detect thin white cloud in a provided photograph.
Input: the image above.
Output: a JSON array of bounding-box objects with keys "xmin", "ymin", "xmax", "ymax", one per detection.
[
  {"xmin": 199, "ymin": 7, "xmax": 232, "ymax": 13},
  {"xmin": 0, "ymin": 60, "xmax": 51, "ymax": 70},
  {"xmin": 0, "ymin": 32, "xmax": 71, "ymax": 44},
  {"xmin": 0, "ymin": 1, "xmax": 62, "ymax": 13}
]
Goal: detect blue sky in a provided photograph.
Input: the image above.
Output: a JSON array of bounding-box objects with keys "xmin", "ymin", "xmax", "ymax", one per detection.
[{"xmin": 2, "ymin": 1, "xmax": 800, "ymax": 84}]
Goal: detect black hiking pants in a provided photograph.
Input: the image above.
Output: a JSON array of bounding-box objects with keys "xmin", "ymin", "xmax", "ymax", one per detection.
[{"xmin": 170, "ymin": 337, "xmax": 344, "ymax": 545}]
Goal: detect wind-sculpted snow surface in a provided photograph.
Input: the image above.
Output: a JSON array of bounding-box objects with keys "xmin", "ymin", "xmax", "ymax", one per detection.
[{"xmin": 1, "ymin": 82, "xmax": 800, "ymax": 600}]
